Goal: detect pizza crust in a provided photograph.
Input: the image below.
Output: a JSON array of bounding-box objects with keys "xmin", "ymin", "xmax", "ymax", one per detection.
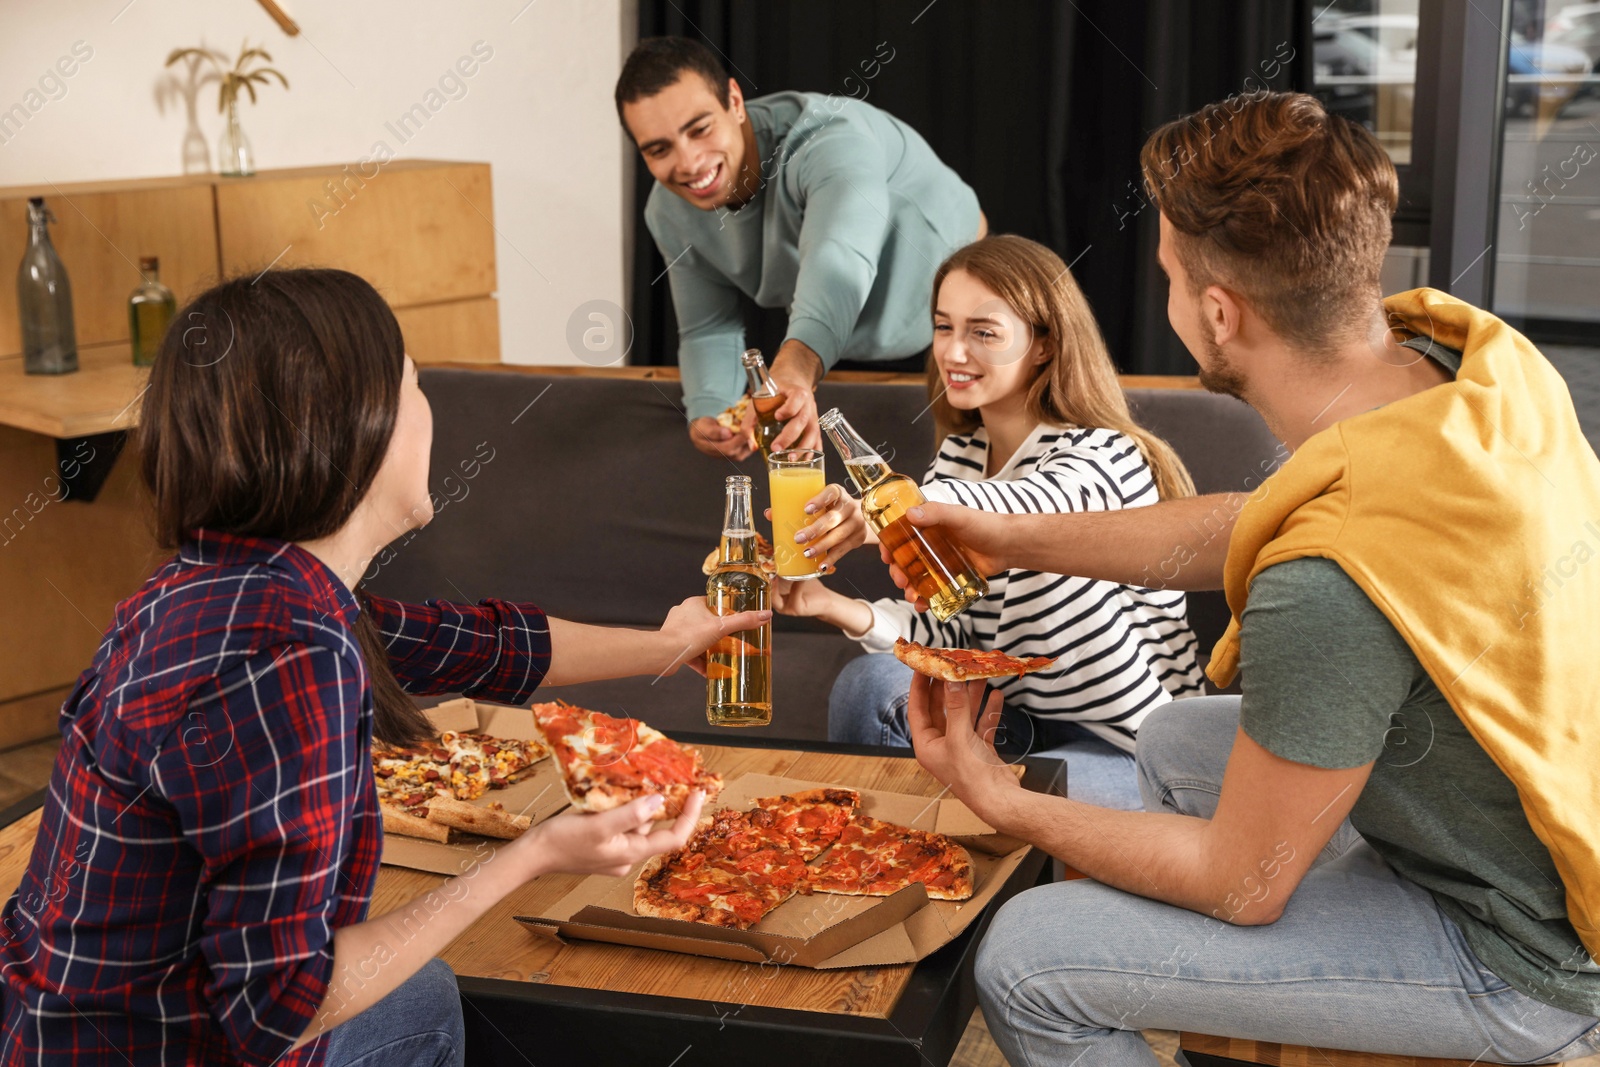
[
  {"xmin": 426, "ymin": 796, "xmax": 532, "ymax": 840},
  {"xmin": 892, "ymin": 637, "xmax": 1056, "ymax": 682},
  {"xmin": 380, "ymin": 803, "xmax": 451, "ymax": 843}
]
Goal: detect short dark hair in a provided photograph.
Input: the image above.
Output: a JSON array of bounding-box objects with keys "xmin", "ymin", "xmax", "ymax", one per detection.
[
  {"xmin": 137, "ymin": 267, "xmax": 431, "ymax": 745},
  {"xmin": 1140, "ymin": 91, "xmax": 1399, "ymax": 354},
  {"xmin": 615, "ymin": 36, "xmax": 729, "ymax": 126}
]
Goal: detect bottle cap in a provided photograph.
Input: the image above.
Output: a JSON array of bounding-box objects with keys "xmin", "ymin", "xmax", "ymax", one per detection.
[
  {"xmin": 139, "ymin": 256, "xmax": 159, "ymax": 272},
  {"xmin": 28, "ymin": 196, "xmax": 43, "ymax": 207}
]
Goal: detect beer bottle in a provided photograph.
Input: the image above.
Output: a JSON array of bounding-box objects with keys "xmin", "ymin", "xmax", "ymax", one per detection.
[
  {"xmin": 818, "ymin": 409, "xmax": 989, "ymax": 622},
  {"xmin": 706, "ymin": 475, "xmax": 773, "ymax": 726},
  {"xmin": 740, "ymin": 348, "xmax": 787, "ymax": 459}
]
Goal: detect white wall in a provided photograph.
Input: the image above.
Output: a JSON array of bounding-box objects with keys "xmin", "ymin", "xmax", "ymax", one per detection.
[{"xmin": 0, "ymin": 0, "xmax": 632, "ymax": 366}]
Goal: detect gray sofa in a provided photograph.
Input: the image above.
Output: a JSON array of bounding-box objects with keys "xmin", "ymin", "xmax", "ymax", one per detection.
[{"xmin": 367, "ymin": 370, "xmax": 1281, "ymax": 741}]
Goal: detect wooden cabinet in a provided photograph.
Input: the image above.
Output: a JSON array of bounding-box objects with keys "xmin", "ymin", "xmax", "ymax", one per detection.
[
  {"xmin": 0, "ymin": 159, "xmax": 499, "ymax": 370},
  {"xmin": 0, "ymin": 161, "xmax": 500, "ymax": 745}
]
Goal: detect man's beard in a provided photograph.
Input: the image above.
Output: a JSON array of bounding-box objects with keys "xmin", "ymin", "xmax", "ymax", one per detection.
[{"xmin": 1195, "ymin": 317, "xmax": 1248, "ymax": 400}]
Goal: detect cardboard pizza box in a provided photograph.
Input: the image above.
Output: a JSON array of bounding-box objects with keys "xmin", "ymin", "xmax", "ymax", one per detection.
[
  {"xmin": 513, "ymin": 772, "xmax": 1033, "ymax": 969},
  {"xmin": 378, "ymin": 698, "xmax": 570, "ymax": 876}
]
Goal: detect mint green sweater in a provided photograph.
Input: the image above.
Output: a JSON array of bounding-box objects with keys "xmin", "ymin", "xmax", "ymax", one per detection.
[{"xmin": 644, "ymin": 91, "xmax": 980, "ymax": 421}]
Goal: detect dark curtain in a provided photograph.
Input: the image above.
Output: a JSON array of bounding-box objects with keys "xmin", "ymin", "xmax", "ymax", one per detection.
[{"xmin": 629, "ymin": 0, "xmax": 1305, "ymax": 375}]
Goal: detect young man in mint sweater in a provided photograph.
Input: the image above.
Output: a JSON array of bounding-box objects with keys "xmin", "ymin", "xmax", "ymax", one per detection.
[{"xmin": 616, "ymin": 37, "xmax": 985, "ymax": 459}]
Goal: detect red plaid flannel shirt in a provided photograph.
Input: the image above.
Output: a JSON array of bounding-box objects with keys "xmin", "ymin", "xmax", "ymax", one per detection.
[{"xmin": 0, "ymin": 531, "xmax": 551, "ymax": 1066}]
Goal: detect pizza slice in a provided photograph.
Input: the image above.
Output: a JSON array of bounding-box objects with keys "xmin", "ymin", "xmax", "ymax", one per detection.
[
  {"xmin": 715, "ymin": 395, "xmax": 751, "ymax": 434},
  {"xmin": 701, "ymin": 530, "xmax": 777, "ymax": 579},
  {"xmin": 805, "ymin": 813, "xmax": 975, "ymax": 902},
  {"xmin": 892, "ymin": 637, "xmax": 1056, "ymax": 682},
  {"xmin": 531, "ymin": 701, "xmax": 723, "ymax": 820},
  {"xmin": 439, "ymin": 731, "xmax": 494, "ymax": 801},
  {"xmin": 634, "ymin": 807, "xmax": 809, "ymax": 928},
  {"xmin": 372, "ymin": 742, "xmax": 455, "ymax": 840},
  {"xmin": 372, "ymin": 744, "xmax": 450, "ymax": 807},
  {"xmin": 452, "ymin": 731, "xmax": 549, "ymax": 787},
  {"xmin": 751, "ymin": 788, "xmax": 861, "ymax": 861}
]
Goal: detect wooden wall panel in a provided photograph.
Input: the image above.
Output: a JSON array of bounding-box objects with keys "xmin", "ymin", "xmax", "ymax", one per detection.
[
  {"xmin": 395, "ymin": 298, "xmax": 500, "ymax": 365},
  {"xmin": 0, "ymin": 424, "xmax": 159, "ymax": 705},
  {"xmin": 0, "ymin": 182, "xmax": 218, "ymax": 359},
  {"xmin": 213, "ymin": 160, "xmax": 497, "ymax": 309},
  {"xmin": 0, "ymin": 686, "xmax": 70, "ymax": 754}
]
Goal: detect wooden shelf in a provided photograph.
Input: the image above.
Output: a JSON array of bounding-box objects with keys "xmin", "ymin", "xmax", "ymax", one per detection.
[{"xmin": 0, "ymin": 344, "xmax": 145, "ymax": 438}]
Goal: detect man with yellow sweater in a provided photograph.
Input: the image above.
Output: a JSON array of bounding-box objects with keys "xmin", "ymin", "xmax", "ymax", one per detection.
[{"xmin": 887, "ymin": 92, "xmax": 1600, "ymax": 1063}]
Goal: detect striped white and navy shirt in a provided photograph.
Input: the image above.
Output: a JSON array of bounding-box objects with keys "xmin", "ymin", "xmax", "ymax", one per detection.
[{"xmin": 852, "ymin": 423, "xmax": 1204, "ymax": 752}]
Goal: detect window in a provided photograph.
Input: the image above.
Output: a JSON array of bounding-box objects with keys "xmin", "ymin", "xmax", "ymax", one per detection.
[{"xmin": 1493, "ymin": 0, "xmax": 1600, "ymax": 342}]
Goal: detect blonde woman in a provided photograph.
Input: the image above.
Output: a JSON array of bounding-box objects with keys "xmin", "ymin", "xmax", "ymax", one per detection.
[{"xmin": 774, "ymin": 235, "xmax": 1202, "ymax": 809}]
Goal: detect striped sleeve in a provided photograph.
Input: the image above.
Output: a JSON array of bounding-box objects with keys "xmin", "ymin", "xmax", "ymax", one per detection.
[
  {"xmin": 854, "ymin": 595, "xmax": 974, "ymax": 654},
  {"xmin": 923, "ymin": 432, "xmax": 1156, "ymax": 515},
  {"xmin": 364, "ymin": 595, "xmax": 552, "ymax": 704}
]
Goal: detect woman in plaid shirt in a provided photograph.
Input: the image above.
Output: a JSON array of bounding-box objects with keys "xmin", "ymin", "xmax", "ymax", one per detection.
[{"xmin": 0, "ymin": 269, "xmax": 763, "ymax": 1067}]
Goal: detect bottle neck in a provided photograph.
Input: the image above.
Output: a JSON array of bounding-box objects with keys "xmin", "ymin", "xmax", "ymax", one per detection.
[
  {"xmin": 26, "ymin": 208, "xmax": 50, "ymax": 246},
  {"xmin": 743, "ymin": 359, "xmax": 778, "ymax": 399},
  {"xmin": 720, "ymin": 483, "xmax": 758, "ymax": 564},
  {"xmin": 820, "ymin": 414, "xmax": 891, "ymax": 492}
]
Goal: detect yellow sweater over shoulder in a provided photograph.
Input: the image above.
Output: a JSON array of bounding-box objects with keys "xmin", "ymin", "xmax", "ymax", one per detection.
[{"xmin": 1208, "ymin": 288, "xmax": 1600, "ymax": 957}]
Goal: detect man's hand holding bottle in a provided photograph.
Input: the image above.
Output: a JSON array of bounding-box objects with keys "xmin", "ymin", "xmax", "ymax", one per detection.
[{"xmin": 879, "ymin": 502, "xmax": 1011, "ymax": 612}]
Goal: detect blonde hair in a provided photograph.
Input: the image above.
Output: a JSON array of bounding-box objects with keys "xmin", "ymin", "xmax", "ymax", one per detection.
[{"xmin": 928, "ymin": 235, "xmax": 1195, "ymax": 501}]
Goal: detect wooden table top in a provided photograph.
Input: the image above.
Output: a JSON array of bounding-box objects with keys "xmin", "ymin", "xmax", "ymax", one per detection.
[
  {"xmin": 0, "ymin": 741, "xmax": 1034, "ymax": 1025},
  {"xmin": 370, "ymin": 742, "xmax": 978, "ymax": 1020}
]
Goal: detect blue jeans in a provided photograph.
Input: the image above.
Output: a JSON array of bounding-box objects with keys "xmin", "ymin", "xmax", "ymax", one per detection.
[
  {"xmin": 827, "ymin": 653, "xmax": 1144, "ymax": 810},
  {"xmin": 975, "ymin": 696, "xmax": 1600, "ymax": 1066},
  {"xmin": 322, "ymin": 957, "xmax": 465, "ymax": 1067}
]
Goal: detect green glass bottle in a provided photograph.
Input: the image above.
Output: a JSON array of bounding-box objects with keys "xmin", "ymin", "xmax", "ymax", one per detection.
[{"xmin": 128, "ymin": 256, "xmax": 175, "ymax": 367}]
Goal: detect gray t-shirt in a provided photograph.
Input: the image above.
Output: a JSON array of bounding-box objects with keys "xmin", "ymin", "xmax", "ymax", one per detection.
[{"xmin": 1239, "ymin": 554, "xmax": 1600, "ymax": 1018}]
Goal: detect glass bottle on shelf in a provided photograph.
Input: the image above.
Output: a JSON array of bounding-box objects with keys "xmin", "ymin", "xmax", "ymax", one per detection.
[
  {"xmin": 818, "ymin": 408, "xmax": 989, "ymax": 623},
  {"xmin": 16, "ymin": 197, "xmax": 78, "ymax": 375},
  {"xmin": 705, "ymin": 475, "xmax": 773, "ymax": 726},
  {"xmin": 128, "ymin": 257, "xmax": 176, "ymax": 367},
  {"xmin": 740, "ymin": 348, "xmax": 788, "ymax": 460},
  {"xmin": 218, "ymin": 98, "xmax": 254, "ymax": 177}
]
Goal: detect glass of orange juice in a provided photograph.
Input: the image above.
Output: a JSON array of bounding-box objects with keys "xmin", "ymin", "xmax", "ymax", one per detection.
[{"xmin": 767, "ymin": 448, "xmax": 826, "ymax": 580}]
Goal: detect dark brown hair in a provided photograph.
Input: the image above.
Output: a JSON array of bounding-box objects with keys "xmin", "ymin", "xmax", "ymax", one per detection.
[
  {"xmin": 1139, "ymin": 91, "xmax": 1399, "ymax": 355},
  {"xmin": 615, "ymin": 36, "xmax": 729, "ymax": 126},
  {"xmin": 928, "ymin": 236, "xmax": 1195, "ymax": 501},
  {"xmin": 136, "ymin": 267, "xmax": 430, "ymax": 745}
]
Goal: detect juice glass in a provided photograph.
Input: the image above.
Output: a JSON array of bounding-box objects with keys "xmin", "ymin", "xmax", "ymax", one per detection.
[{"xmin": 767, "ymin": 448, "xmax": 826, "ymax": 580}]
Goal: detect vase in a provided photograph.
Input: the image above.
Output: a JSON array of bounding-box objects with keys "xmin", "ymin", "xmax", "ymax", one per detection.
[{"xmin": 218, "ymin": 98, "xmax": 254, "ymax": 177}]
